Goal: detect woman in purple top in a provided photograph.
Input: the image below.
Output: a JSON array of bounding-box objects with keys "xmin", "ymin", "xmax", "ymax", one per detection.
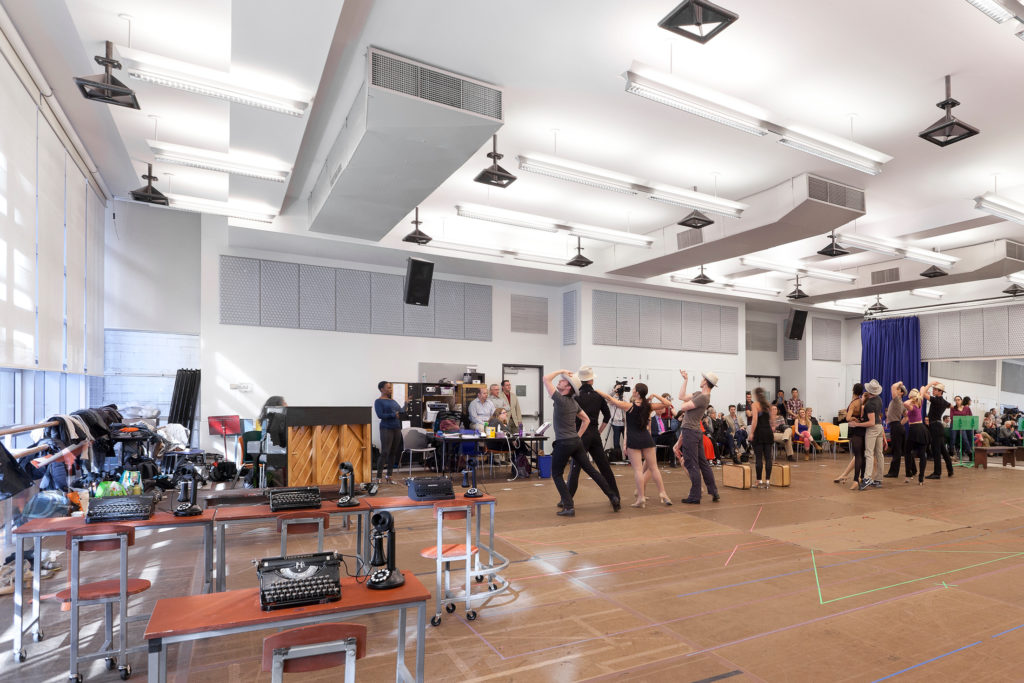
[{"xmin": 905, "ymin": 388, "xmax": 929, "ymax": 485}]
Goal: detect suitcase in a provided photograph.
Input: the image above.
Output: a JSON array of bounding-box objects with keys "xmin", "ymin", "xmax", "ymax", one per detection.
[
  {"xmin": 723, "ymin": 463, "xmax": 751, "ymax": 489},
  {"xmin": 771, "ymin": 464, "xmax": 791, "ymax": 487}
]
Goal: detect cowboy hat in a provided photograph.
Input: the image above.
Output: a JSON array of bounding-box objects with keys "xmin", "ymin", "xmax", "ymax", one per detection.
[
  {"xmin": 701, "ymin": 371, "xmax": 719, "ymax": 388},
  {"xmin": 577, "ymin": 366, "xmax": 595, "ymax": 382},
  {"xmin": 562, "ymin": 373, "xmax": 582, "ymax": 393},
  {"xmin": 865, "ymin": 379, "xmax": 882, "ymax": 395}
]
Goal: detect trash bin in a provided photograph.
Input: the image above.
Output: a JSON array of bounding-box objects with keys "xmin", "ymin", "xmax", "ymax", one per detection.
[{"xmin": 537, "ymin": 454, "xmax": 552, "ymax": 479}]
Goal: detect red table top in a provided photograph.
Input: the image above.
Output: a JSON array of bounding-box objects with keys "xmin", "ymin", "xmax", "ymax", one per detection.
[
  {"xmin": 13, "ymin": 508, "xmax": 216, "ymax": 536},
  {"xmin": 366, "ymin": 493, "xmax": 496, "ymax": 509},
  {"xmin": 144, "ymin": 571, "xmax": 428, "ymax": 640},
  {"xmin": 214, "ymin": 501, "xmax": 372, "ymax": 522}
]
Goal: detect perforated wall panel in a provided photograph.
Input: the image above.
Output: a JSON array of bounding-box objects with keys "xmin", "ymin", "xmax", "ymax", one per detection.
[
  {"xmin": 1002, "ymin": 361, "xmax": 1024, "ymax": 394},
  {"xmin": 219, "ymin": 256, "xmax": 260, "ymax": 326},
  {"xmin": 464, "ymin": 283, "xmax": 492, "ymax": 341},
  {"xmin": 682, "ymin": 301, "xmax": 702, "ymax": 351},
  {"xmin": 746, "ymin": 320, "xmax": 777, "ymax": 352},
  {"xmin": 811, "ymin": 317, "xmax": 842, "ymax": 361},
  {"xmin": 434, "ymin": 280, "xmax": 465, "ymax": 339},
  {"xmin": 260, "ymin": 261, "xmax": 299, "ymax": 328},
  {"xmin": 562, "ymin": 290, "xmax": 578, "ymax": 346},
  {"xmin": 938, "ymin": 311, "xmax": 961, "ymax": 358},
  {"xmin": 719, "ymin": 306, "xmax": 738, "ymax": 354},
  {"xmin": 1009, "ymin": 304, "xmax": 1024, "ymax": 355},
  {"xmin": 639, "ymin": 297, "xmax": 662, "ymax": 347},
  {"xmin": 961, "ymin": 360, "xmax": 997, "ymax": 386},
  {"xmin": 616, "ymin": 294, "xmax": 640, "ymax": 347},
  {"xmin": 510, "ymin": 294, "xmax": 548, "ymax": 334},
  {"xmin": 983, "ymin": 307, "xmax": 1009, "ymax": 357},
  {"xmin": 592, "ymin": 290, "xmax": 617, "ymax": 345},
  {"xmin": 336, "ymin": 268, "xmax": 371, "ymax": 334},
  {"xmin": 370, "ymin": 273, "xmax": 404, "ymax": 335},
  {"xmin": 299, "ymin": 265, "xmax": 336, "ymax": 331},
  {"xmin": 403, "ymin": 279, "xmax": 435, "ymax": 337},
  {"xmin": 660, "ymin": 299, "xmax": 682, "ymax": 350},
  {"xmin": 919, "ymin": 314, "xmax": 939, "ymax": 359},
  {"xmin": 700, "ymin": 304, "xmax": 720, "ymax": 353},
  {"xmin": 959, "ymin": 309, "xmax": 984, "ymax": 358},
  {"xmin": 784, "ymin": 336, "xmax": 800, "ymax": 361}
]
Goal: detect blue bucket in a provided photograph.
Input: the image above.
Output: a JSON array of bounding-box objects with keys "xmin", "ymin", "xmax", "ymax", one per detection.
[{"xmin": 537, "ymin": 454, "xmax": 552, "ymax": 479}]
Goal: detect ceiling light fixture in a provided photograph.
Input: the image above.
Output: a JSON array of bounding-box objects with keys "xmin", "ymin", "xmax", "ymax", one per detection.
[
  {"xmin": 658, "ymin": 0, "xmax": 739, "ymax": 44},
  {"xmin": 1005, "ymin": 283, "xmax": 1024, "ymax": 296},
  {"xmin": 817, "ymin": 232, "xmax": 850, "ymax": 257},
  {"xmin": 426, "ymin": 241, "xmax": 508, "ymax": 258},
  {"xmin": 402, "ymin": 207, "xmax": 432, "ymax": 245},
  {"xmin": 777, "ymin": 129, "xmax": 890, "ymax": 175},
  {"xmin": 129, "ymin": 164, "xmax": 168, "ymax": 205},
  {"xmin": 565, "ymin": 237, "xmax": 593, "ymax": 268},
  {"xmin": 836, "ymin": 232, "xmax": 959, "ymax": 268},
  {"xmin": 647, "ymin": 188, "xmax": 746, "ymax": 218},
  {"xmin": 974, "ymin": 191, "xmax": 1024, "ymax": 224},
  {"xmin": 677, "ymin": 186, "xmax": 715, "ymax": 228},
  {"xmin": 690, "ymin": 265, "xmax": 713, "ymax": 285},
  {"xmin": 866, "ymin": 295, "xmax": 888, "ymax": 314},
  {"xmin": 918, "ymin": 75, "xmax": 980, "ymax": 147},
  {"xmin": 73, "ymin": 40, "xmax": 140, "ymax": 109},
  {"xmin": 164, "ymin": 194, "xmax": 277, "ymax": 223},
  {"xmin": 920, "ymin": 265, "xmax": 948, "ymax": 278},
  {"xmin": 117, "ymin": 45, "xmax": 309, "ymax": 116},
  {"xmin": 455, "ymin": 203, "xmax": 652, "ymax": 247},
  {"xmin": 1008, "ymin": 272, "xmax": 1024, "ymax": 286},
  {"xmin": 786, "ymin": 275, "xmax": 808, "ymax": 300},
  {"xmin": 963, "ymin": 0, "xmax": 1015, "ymax": 23},
  {"xmin": 825, "ymin": 300, "xmax": 869, "ymax": 313},
  {"xmin": 739, "ymin": 256, "xmax": 858, "ymax": 283},
  {"xmin": 516, "ymin": 155, "xmax": 639, "ymax": 195},
  {"xmin": 565, "ymin": 224, "xmax": 652, "ymax": 247},
  {"xmin": 624, "ymin": 67, "xmax": 770, "ymax": 137},
  {"xmin": 910, "ymin": 288, "xmax": 945, "ymax": 300},
  {"xmin": 147, "ymin": 140, "xmax": 291, "ymax": 182},
  {"xmin": 669, "ymin": 275, "xmax": 781, "ymax": 297},
  {"xmin": 474, "ymin": 135, "xmax": 517, "ymax": 188}
]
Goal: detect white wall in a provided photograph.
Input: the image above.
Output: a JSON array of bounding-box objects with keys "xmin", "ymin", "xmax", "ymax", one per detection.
[{"xmin": 105, "ymin": 202, "xmax": 201, "ymax": 335}]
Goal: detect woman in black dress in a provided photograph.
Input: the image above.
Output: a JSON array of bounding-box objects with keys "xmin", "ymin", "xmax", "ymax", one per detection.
[
  {"xmin": 750, "ymin": 387, "xmax": 774, "ymax": 488},
  {"xmin": 596, "ymin": 383, "xmax": 673, "ymax": 508}
]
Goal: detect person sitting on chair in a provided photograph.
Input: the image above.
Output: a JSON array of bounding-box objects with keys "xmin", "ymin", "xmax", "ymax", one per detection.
[
  {"xmin": 486, "ymin": 408, "xmax": 532, "ymax": 478},
  {"xmin": 997, "ymin": 420, "xmax": 1022, "ymax": 446}
]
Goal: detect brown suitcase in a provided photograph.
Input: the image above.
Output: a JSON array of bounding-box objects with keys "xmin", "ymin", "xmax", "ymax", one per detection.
[
  {"xmin": 771, "ymin": 464, "xmax": 791, "ymax": 487},
  {"xmin": 723, "ymin": 463, "xmax": 751, "ymax": 489}
]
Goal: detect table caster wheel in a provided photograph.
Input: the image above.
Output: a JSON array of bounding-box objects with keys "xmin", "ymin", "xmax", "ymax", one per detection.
[
  {"xmin": 119, "ymin": 664, "xmax": 132, "ymax": 680},
  {"xmin": 430, "ymin": 615, "xmax": 442, "ymax": 627},
  {"xmin": 17, "ymin": 648, "xmax": 27, "ymax": 663},
  {"xmin": 69, "ymin": 675, "xmax": 82, "ymax": 683},
  {"xmin": 105, "ymin": 657, "xmax": 117, "ymax": 671},
  {"xmin": 33, "ymin": 631, "xmax": 44, "ymax": 642},
  {"xmin": 475, "ymin": 575, "xmax": 484, "ymax": 583},
  {"xmin": 466, "ymin": 610, "xmax": 477, "ymax": 621},
  {"xmin": 488, "ymin": 583, "xmax": 497, "ymax": 591},
  {"xmin": 445, "ymin": 602, "xmax": 456, "ymax": 613}
]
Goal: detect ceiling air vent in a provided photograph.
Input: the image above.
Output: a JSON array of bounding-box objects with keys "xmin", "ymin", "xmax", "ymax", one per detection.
[
  {"xmin": 370, "ymin": 49, "xmax": 502, "ymax": 121},
  {"xmin": 676, "ymin": 229, "xmax": 704, "ymax": 250},
  {"xmin": 807, "ymin": 175, "xmax": 866, "ymax": 213},
  {"xmin": 1006, "ymin": 240, "xmax": 1024, "ymax": 262},
  {"xmin": 871, "ymin": 267, "xmax": 900, "ymax": 285}
]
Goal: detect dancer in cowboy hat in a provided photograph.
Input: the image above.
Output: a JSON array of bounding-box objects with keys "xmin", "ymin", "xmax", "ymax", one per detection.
[{"xmin": 674, "ymin": 370, "xmax": 721, "ymax": 504}]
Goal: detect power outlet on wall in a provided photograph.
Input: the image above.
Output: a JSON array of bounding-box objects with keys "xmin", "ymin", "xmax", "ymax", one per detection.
[{"xmin": 229, "ymin": 383, "xmax": 253, "ymax": 392}]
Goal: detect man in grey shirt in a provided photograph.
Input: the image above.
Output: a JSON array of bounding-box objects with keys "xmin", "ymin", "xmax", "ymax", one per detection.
[
  {"xmin": 884, "ymin": 381, "xmax": 912, "ymax": 479},
  {"xmin": 543, "ymin": 369, "xmax": 619, "ymax": 517},
  {"xmin": 674, "ymin": 370, "xmax": 720, "ymax": 504}
]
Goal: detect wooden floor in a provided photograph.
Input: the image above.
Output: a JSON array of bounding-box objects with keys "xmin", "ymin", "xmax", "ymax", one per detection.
[{"xmin": 5, "ymin": 456, "xmax": 1024, "ymax": 682}]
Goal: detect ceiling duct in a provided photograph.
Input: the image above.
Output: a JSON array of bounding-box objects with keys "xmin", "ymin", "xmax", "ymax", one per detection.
[
  {"xmin": 608, "ymin": 173, "xmax": 866, "ymax": 278},
  {"xmin": 676, "ymin": 229, "xmax": 704, "ymax": 250},
  {"xmin": 870, "ymin": 267, "xmax": 901, "ymax": 285},
  {"xmin": 309, "ymin": 48, "xmax": 503, "ymax": 241}
]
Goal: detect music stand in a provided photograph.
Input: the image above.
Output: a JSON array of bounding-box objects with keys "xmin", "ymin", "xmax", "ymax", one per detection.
[{"xmin": 208, "ymin": 415, "xmax": 242, "ymax": 463}]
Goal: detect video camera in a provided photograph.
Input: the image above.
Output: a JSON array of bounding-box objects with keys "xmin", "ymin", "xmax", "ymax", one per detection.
[{"xmin": 613, "ymin": 379, "xmax": 631, "ymax": 398}]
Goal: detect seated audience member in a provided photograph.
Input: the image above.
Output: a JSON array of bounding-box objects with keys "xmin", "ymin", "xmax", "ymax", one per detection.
[
  {"xmin": 488, "ymin": 383, "xmax": 510, "ymax": 414},
  {"xmin": 711, "ymin": 411, "xmax": 731, "ymax": 460},
  {"xmin": 836, "ymin": 408, "xmax": 848, "ymax": 425},
  {"xmin": 980, "ymin": 415, "xmax": 998, "ymax": 447},
  {"xmin": 997, "ymin": 420, "xmax": 1022, "ymax": 446},
  {"xmin": 468, "ymin": 389, "xmax": 494, "ymax": 431},
  {"xmin": 793, "ymin": 407, "xmax": 815, "ymax": 455},
  {"xmin": 725, "ymin": 404, "xmax": 750, "ymax": 461},
  {"xmin": 806, "ymin": 406, "xmax": 820, "ymax": 427},
  {"xmin": 769, "ymin": 404, "xmax": 795, "ymax": 461},
  {"xmin": 773, "ymin": 390, "xmax": 788, "ymax": 421},
  {"xmin": 651, "ymin": 399, "xmax": 680, "ymax": 467}
]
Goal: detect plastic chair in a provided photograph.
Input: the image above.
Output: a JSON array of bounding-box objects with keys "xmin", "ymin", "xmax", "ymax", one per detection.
[
  {"xmin": 821, "ymin": 422, "xmax": 839, "ymax": 459},
  {"xmin": 56, "ymin": 524, "xmax": 151, "ymax": 682},
  {"xmin": 399, "ymin": 428, "xmax": 436, "ymax": 475},
  {"xmin": 420, "ymin": 503, "xmax": 481, "ymax": 626},
  {"xmin": 262, "ymin": 623, "xmax": 366, "ymax": 683},
  {"xmin": 837, "ymin": 422, "xmax": 850, "ymax": 452},
  {"xmin": 276, "ymin": 511, "xmax": 330, "ymax": 556}
]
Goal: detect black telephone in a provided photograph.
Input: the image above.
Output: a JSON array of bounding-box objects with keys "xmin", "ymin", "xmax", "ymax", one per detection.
[
  {"xmin": 366, "ymin": 512, "xmax": 404, "ymax": 590},
  {"xmin": 173, "ymin": 472, "xmax": 202, "ymax": 517},
  {"xmin": 461, "ymin": 456, "xmax": 483, "ymax": 498},
  {"xmin": 336, "ymin": 462, "xmax": 359, "ymax": 508}
]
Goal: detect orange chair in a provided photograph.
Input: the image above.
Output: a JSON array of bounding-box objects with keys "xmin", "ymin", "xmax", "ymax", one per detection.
[
  {"xmin": 57, "ymin": 524, "xmax": 151, "ymax": 681},
  {"xmin": 276, "ymin": 511, "xmax": 330, "ymax": 556},
  {"xmin": 821, "ymin": 422, "xmax": 841, "ymax": 459},
  {"xmin": 262, "ymin": 623, "xmax": 367, "ymax": 683}
]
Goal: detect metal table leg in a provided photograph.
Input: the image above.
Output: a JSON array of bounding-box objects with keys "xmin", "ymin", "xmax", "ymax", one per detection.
[
  {"xmin": 31, "ymin": 535, "xmax": 42, "ymax": 640},
  {"xmin": 216, "ymin": 522, "xmax": 227, "ymax": 592},
  {"xmin": 203, "ymin": 522, "xmax": 213, "ymax": 593},
  {"xmin": 12, "ymin": 534, "xmax": 24, "ymax": 662}
]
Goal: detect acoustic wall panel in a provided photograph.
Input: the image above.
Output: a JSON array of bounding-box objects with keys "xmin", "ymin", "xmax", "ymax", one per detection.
[
  {"xmin": 510, "ymin": 294, "xmax": 548, "ymax": 334},
  {"xmin": 370, "ymin": 272, "xmax": 404, "ymax": 335},
  {"xmin": 682, "ymin": 301, "xmax": 702, "ymax": 351},
  {"xmin": 464, "ymin": 283, "xmax": 492, "ymax": 341},
  {"xmin": 938, "ymin": 311, "xmax": 961, "ymax": 358},
  {"xmin": 660, "ymin": 299, "xmax": 682, "ymax": 350},
  {"xmin": 983, "ymin": 307, "xmax": 1009, "ymax": 357},
  {"xmin": 336, "ymin": 268, "xmax": 371, "ymax": 334},
  {"xmin": 699, "ymin": 303, "xmax": 720, "ymax": 353},
  {"xmin": 811, "ymin": 317, "xmax": 841, "ymax": 361},
  {"xmin": 959, "ymin": 309, "xmax": 984, "ymax": 358},
  {"xmin": 746, "ymin": 320, "xmax": 777, "ymax": 352},
  {"xmin": 639, "ymin": 296, "xmax": 661, "ymax": 347},
  {"xmin": 719, "ymin": 305, "xmax": 739, "ymax": 354},
  {"xmin": 562, "ymin": 290, "xmax": 578, "ymax": 346},
  {"xmin": 219, "ymin": 256, "xmax": 261, "ymax": 326},
  {"xmin": 298, "ymin": 264, "xmax": 335, "ymax": 331},
  {"xmin": 1009, "ymin": 304, "xmax": 1024, "ymax": 355},
  {"xmin": 1002, "ymin": 361, "xmax": 1024, "ymax": 394},
  {"xmin": 783, "ymin": 336, "xmax": 800, "ymax": 361},
  {"xmin": 592, "ymin": 290, "xmax": 617, "ymax": 345},
  {"xmin": 919, "ymin": 314, "xmax": 939, "ymax": 359},
  {"xmin": 260, "ymin": 260, "xmax": 300, "ymax": 328},
  {"xmin": 403, "ymin": 279, "xmax": 435, "ymax": 337},
  {"xmin": 616, "ymin": 294, "xmax": 640, "ymax": 347},
  {"xmin": 434, "ymin": 280, "xmax": 465, "ymax": 339}
]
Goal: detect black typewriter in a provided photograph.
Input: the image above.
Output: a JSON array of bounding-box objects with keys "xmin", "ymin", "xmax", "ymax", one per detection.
[
  {"xmin": 86, "ymin": 495, "xmax": 156, "ymax": 524},
  {"xmin": 268, "ymin": 486, "xmax": 322, "ymax": 512},
  {"xmin": 257, "ymin": 551, "xmax": 341, "ymax": 611},
  {"xmin": 406, "ymin": 476, "xmax": 455, "ymax": 501}
]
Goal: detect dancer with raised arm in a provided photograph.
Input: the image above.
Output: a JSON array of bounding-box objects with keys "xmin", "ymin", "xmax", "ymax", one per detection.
[{"xmin": 674, "ymin": 370, "xmax": 721, "ymax": 505}]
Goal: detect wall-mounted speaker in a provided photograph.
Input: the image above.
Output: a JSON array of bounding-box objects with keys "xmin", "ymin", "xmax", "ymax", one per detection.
[
  {"xmin": 404, "ymin": 257, "xmax": 434, "ymax": 306},
  {"xmin": 786, "ymin": 309, "xmax": 808, "ymax": 340}
]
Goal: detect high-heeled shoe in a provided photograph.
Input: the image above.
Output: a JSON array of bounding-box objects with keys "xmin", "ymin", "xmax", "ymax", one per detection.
[
  {"xmin": 659, "ymin": 495, "xmax": 672, "ymax": 506},
  {"xmin": 833, "ymin": 476, "xmax": 847, "ymax": 484},
  {"xmin": 849, "ymin": 480, "xmax": 859, "ymax": 491},
  {"xmin": 630, "ymin": 496, "xmax": 646, "ymax": 509}
]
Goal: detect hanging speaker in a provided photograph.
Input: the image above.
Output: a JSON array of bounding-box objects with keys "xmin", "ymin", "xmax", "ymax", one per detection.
[
  {"xmin": 786, "ymin": 309, "xmax": 808, "ymax": 340},
  {"xmin": 404, "ymin": 258, "xmax": 434, "ymax": 306}
]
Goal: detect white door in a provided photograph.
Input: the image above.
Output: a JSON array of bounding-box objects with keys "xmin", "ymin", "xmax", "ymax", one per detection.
[{"xmin": 504, "ymin": 365, "xmax": 542, "ymax": 431}]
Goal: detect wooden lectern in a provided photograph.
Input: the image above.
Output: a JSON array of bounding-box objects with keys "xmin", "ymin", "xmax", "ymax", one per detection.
[{"xmin": 285, "ymin": 407, "xmax": 372, "ymax": 486}]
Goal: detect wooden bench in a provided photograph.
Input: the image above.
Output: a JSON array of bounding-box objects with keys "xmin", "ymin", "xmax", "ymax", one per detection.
[{"xmin": 973, "ymin": 446, "xmax": 1022, "ymax": 469}]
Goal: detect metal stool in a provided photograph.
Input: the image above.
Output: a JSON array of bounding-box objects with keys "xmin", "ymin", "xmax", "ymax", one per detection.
[
  {"xmin": 55, "ymin": 524, "xmax": 151, "ymax": 681},
  {"xmin": 262, "ymin": 623, "xmax": 366, "ymax": 683},
  {"xmin": 276, "ymin": 511, "xmax": 330, "ymax": 556},
  {"xmin": 420, "ymin": 503, "xmax": 486, "ymax": 626}
]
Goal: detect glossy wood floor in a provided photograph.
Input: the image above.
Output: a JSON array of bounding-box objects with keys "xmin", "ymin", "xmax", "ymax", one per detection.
[{"xmin": 5, "ymin": 455, "xmax": 1024, "ymax": 682}]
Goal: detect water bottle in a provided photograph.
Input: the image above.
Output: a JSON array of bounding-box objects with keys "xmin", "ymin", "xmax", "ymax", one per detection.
[{"xmin": 519, "ymin": 424, "xmax": 523, "ymax": 437}]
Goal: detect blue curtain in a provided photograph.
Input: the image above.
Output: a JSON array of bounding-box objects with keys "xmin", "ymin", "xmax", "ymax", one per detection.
[{"xmin": 860, "ymin": 317, "xmax": 927, "ymax": 417}]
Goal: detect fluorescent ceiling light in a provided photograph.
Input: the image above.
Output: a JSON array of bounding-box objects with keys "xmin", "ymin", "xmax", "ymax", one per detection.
[
  {"xmin": 427, "ymin": 241, "xmax": 508, "ymax": 258},
  {"xmin": 1007, "ymin": 272, "xmax": 1024, "ymax": 286},
  {"xmin": 836, "ymin": 232, "xmax": 959, "ymax": 267},
  {"xmin": 455, "ymin": 203, "xmax": 653, "ymax": 247},
  {"xmin": 910, "ymin": 288, "xmax": 945, "ymax": 300},
  {"xmin": 647, "ymin": 187, "xmax": 747, "ymax": 219},
  {"xmin": 624, "ymin": 67, "xmax": 770, "ymax": 137},
  {"xmin": 514, "ymin": 253, "xmax": 571, "ymax": 266},
  {"xmin": 974, "ymin": 191, "xmax": 1024, "ymax": 225},
  {"xmin": 165, "ymin": 194, "xmax": 277, "ymax": 223},
  {"xmin": 669, "ymin": 275, "xmax": 781, "ymax": 296},
  {"xmin": 516, "ymin": 155, "xmax": 639, "ymax": 195},
  {"xmin": 823, "ymin": 301, "xmax": 868, "ymax": 313},
  {"xmin": 777, "ymin": 129, "xmax": 891, "ymax": 176},
  {"xmin": 148, "ymin": 140, "xmax": 291, "ymax": 182},
  {"xmin": 739, "ymin": 256, "xmax": 857, "ymax": 283},
  {"xmin": 117, "ymin": 45, "xmax": 309, "ymax": 116},
  {"xmin": 963, "ymin": 0, "xmax": 1014, "ymax": 22}
]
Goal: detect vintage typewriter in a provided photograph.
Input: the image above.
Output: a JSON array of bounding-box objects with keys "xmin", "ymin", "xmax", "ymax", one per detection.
[
  {"xmin": 268, "ymin": 486, "xmax": 322, "ymax": 512},
  {"xmin": 85, "ymin": 495, "xmax": 156, "ymax": 524},
  {"xmin": 406, "ymin": 476, "xmax": 455, "ymax": 501},
  {"xmin": 257, "ymin": 551, "xmax": 341, "ymax": 611}
]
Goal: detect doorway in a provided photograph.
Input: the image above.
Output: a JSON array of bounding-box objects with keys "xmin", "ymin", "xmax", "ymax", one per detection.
[
  {"xmin": 502, "ymin": 364, "xmax": 543, "ymax": 431},
  {"xmin": 746, "ymin": 374, "xmax": 780, "ymax": 396}
]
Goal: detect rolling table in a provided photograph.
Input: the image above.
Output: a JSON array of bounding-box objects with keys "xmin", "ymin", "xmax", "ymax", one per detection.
[
  {"xmin": 145, "ymin": 572, "xmax": 428, "ymax": 682},
  {"xmin": 11, "ymin": 509, "xmax": 216, "ymax": 664},
  {"xmin": 429, "ymin": 434, "xmax": 548, "ymax": 476}
]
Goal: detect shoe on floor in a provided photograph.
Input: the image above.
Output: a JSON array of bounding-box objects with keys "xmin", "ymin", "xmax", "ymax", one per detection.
[
  {"xmin": 925, "ymin": 473, "xmax": 941, "ymax": 479},
  {"xmin": 712, "ymin": 494, "xmax": 720, "ymax": 502},
  {"xmin": 556, "ymin": 507, "xmax": 575, "ymax": 517},
  {"xmin": 681, "ymin": 499, "xmax": 700, "ymax": 504},
  {"xmin": 883, "ymin": 474, "xmax": 898, "ymax": 478},
  {"xmin": 787, "ymin": 455, "xmax": 796, "ymax": 462}
]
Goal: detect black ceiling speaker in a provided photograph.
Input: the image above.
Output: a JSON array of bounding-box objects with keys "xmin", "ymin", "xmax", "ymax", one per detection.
[
  {"xmin": 402, "ymin": 207, "xmax": 432, "ymax": 245},
  {"xmin": 130, "ymin": 164, "xmax": 169, "ymax": 206},
  {"xmin": 920, "ymin": 265, "xmax": 947, "ymax": 278},
  {"xmin": 474, "ymin": 135, "xmax": 516, "ymax": 188},
  {"xmin": 1004, "ymin": 283, "xmax": 1024, "ymax": 297},
  {"xmin": 866, "ymin": 295, "xmax": 888, "ymax": 314},
  {"xmin": 565, "ymin": 237, "xmax": 593, "ymax": 267},
  {"xmin": 677, "ymin": 187, "xmax": 714, "ymax": 228},
  {"xmin": 817, "ymin": 233, "xmax": 849, "ymax": 257},
  {"xmin": 690, "ymin": 264, "xmax": 713, "ymax": 284},
  {"xmin": 73, "ymin": 40, "xmax": 140, "ymax": 110},
  {"xmin": 786, "ymin": 275, "xmax": 808, "ymax": 300},
  {"xmin": 919, "ymin": 75, "xmax": 979, "ymax": 147},
  {"xmin": 404, "ymin": 257, "xmax": 434, "ymax": 306},
  {"xmin": 785, "ymin": 309, "xmax": 808, "ymax": 340},
  {"xmin": 658, "ymin": 0, "xmax": 739, "ymax": 44}
]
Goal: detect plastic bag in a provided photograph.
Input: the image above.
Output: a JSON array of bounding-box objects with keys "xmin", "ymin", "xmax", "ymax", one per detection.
[{"xmin": 0, "ymin": 441, "xmax": 33, "ymax": 501}]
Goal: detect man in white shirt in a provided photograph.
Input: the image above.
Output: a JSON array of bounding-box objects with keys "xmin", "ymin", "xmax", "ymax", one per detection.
[
  {"xmin": 488, "ymin": 383, "xmax": 510, "ymax": 416},
  {"xmin": 468, "ymin": 390, "xmax": 494, "ymax": 431}
]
